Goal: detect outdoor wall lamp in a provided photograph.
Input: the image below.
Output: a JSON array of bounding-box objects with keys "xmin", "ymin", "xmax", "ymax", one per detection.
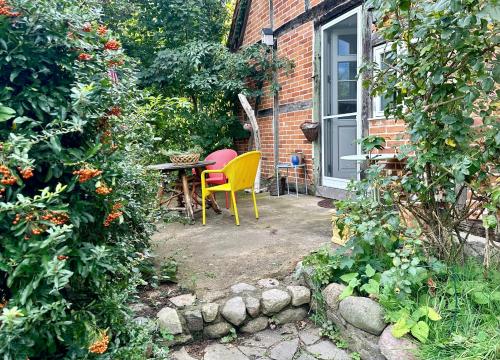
[{"xmin": 261, "ymin": 28, "xmax": 274, "ymax": 46}]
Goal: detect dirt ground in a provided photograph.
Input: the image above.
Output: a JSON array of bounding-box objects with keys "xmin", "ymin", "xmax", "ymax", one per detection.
[{"xmin": 151, "ymin": 192, "xmax": 335, "ymax": 299}]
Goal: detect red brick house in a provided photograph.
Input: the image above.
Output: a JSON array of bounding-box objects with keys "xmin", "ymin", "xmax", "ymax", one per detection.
[{"xmin": 228, "ymin": 0, "xmax": 404, "ymax": 198}]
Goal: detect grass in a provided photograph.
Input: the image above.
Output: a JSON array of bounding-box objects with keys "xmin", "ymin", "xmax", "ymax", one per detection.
[{"xmin": 419, "ymin": 261, "xmax": 500, "ymax": 360}]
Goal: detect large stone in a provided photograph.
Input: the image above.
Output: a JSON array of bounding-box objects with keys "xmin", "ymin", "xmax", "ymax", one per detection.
[
  {"xmin": 231, "ymin": 283, "xmax": 257, "ymax": 294},
  {"xmin": 274, "ymin": 307, "xmax": 307, "ymax": 325},
  {"xmin": 170, "ymin": 347, "xmax": 197, "ymax": 360},
  {"xmin": 258, "ymin": 278, "xmax": 280, "ymax": 288},
  {"xmin": 203, "ymin": 343, "xmax": 249, "ymax": 360},
  {"xmin": 129, "ymin": 302, "xmax": 151, "ymax": 314},
  {"xmin": 337, "ymin": 322, "xmax": 385, "ymax": 360},
  {"xmin": 183, "ymin": 309, "xmax": 203, "ymax": 332},
  {"xmin": 244, "ymin": 296, "xmax": 261, "ymax": 317},
  {"xmin": 240, "ymin": 329, "xmax": 284, "ymax": 348},
  {"xmin": 240, "ymin": 317, "xmax": 269, "ymax": 333},
  {"xmin": 379, "ymin": 325, "xmax": 418, "ymax": 360},
  {"xmin": 306, "ymin": 341, "xmax": 350, "ymax": 360},
  {"xmin": 221, "ymin": 297, "xmax": 247, "ymax": 326},
  {"xmin": 170, "ymin": 294, "xmax": 196, "ymax": 309},
  {"xmin": 287, "ymin": 285, "xmax": 310, "ymax": 306},
  {"xmin": 203, "ymin": 321, "xmax": 233, "ymax": 339},
  {"xmin": 161, "ymin": 333, "xmax": 193, "ymax": 347},
  {"xmin": 269, "ymin": 339, "xmax": 299, "ymax": 360},
  {"xmin": 293, "ymin": 261, "xmax": 315, "ymax": 289},
  {"xmin": 338, "ymin": 296, "xmax": 386, "ymax": 335},
  {"xmin": 322, "ymin": 283, "xmax": 346, "ymax": 312},
  {"xmin": 201, "ymin": 303, "xmax": 219, "ymax": 323},
  {"xmin": 298, "ymin": 326, "xmax": 320, "ymax": 346},
  {"xmin": 296, "ymin": 353, "xmax": 316, "ymax": 360},
  {"xmin": 157, "ymin": 307, "xmax": 183, "ymax": 335},
  {"xmin": 261, "ymin": 289, "xmax": 291, "ymax": 315},
  {"xmin": 238, "ymin": 345, "xmax": 267, "ymax": 358}
]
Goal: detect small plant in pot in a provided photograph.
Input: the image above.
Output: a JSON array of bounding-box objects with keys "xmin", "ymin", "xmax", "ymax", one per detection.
[{"xmin": 164, "ymin": 146, "xmax": 203, "ymax": 165}]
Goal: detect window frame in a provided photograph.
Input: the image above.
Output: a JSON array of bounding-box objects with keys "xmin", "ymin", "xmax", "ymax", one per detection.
[{"xmin": 372, "ymin": 43, "xmax": 394, "ymax": 119}]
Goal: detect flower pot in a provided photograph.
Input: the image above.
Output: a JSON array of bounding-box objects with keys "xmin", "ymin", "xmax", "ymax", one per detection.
[{"xmin": 300, "ymin": 121, "xmax": 319, "ymax": 142}]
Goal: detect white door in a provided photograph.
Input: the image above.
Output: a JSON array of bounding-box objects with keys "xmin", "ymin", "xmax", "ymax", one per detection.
[{"xmin": 321, "ymin": 7, "xmax": 362, "ymax": 189}]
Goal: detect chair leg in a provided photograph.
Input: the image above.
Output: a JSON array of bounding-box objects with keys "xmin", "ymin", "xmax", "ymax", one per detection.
[
  {"xmin": 231, "ymin": 191, "xmax": 240, "ymax": 226},
  {"xmin": 202, "ymin": 192, "xmax": 206, "ymax": 225},
  {"xmin": 252, "ymin": 189, "xmax": 259, "ymax": 219},
  {"xmin": 225, "ymin": 192, "xmax": 229, "ymax": 209}
]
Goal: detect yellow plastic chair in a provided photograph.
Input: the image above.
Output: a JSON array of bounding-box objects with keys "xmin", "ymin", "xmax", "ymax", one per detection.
[{"xmin": 201, "ymin": 151, "xmax": 261, "ymax": 226}]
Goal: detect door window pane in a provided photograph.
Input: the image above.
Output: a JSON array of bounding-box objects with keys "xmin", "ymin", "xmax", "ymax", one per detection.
[
  {"xmin": 338, "ymin": 81, "xmax": 356, "ymax": 100},
  {"xmin": 338, "ymin": 34, "xmax": 357, "ymax": 56},
  {"xmin": 338, "ymin": 61, "xmax": 357, "ymax": 81},
  {"xmin": 338, "ymin": 101, "xmax": 357, "ymax": 114}
]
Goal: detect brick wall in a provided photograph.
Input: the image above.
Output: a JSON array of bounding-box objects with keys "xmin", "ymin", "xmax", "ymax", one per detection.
[
  {"xmin": 274, "ymin": 0, "xmax": 304, "ymax": 29},
  {"xmin": 368, "ymin": 118, "xmax": 408, "ymax": 153},
  {"xmin": 242, "ymin": 0, "xmax": 270, "ymax": 46}
]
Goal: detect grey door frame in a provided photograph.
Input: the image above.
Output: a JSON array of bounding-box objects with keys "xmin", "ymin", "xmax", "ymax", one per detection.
[{"xmin": 320, "ymin": 6, "xmax": 363, "ymax": 189}]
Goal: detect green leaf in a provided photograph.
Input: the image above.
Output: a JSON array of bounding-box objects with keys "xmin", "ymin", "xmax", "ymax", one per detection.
[
  {"xmin": 472, "ymin": 292, "xmax": 489, "ymax": 305},
  {"xmin": 365, "ymin": 264, "xmax": 376, "ymax": 278},
  {"xmin": 491, "ymin": 292, "xmax": 500, "ymax": 302},
  {"xmin": 340, "ymin": 272, "xmax": 358, "ymax": 283},
  {"xmin": 360, "ymin": 279, "xmax": 380, "ymax": 296},
  {"xmin": 338, "ymin": 285, "xmax": 354, "ymax": 301},
  {"xmin": 411, "ymin": 321, "xmax": 429, "ymax": 343},
  {"xmin": 0, "ymin": 106, "xmax": 16, "ymax": 122},
  {"xmin": 419, "ymin": 306, "xmax": 442, "ymax": 321},
  {"xmin": 392, "ymin": 316, "xmax": 411, "ymax": 338}
]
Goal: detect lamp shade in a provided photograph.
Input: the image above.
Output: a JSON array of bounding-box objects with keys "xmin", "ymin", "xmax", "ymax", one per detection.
[{"xmin": 261, "ymin": 28, "xmax": 274, "ymax": 46}]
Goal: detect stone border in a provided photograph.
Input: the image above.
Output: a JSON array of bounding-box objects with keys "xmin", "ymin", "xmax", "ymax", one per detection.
[{"xmin": 135, "ymin": 268, "xmax": 418, "ymax": 360}]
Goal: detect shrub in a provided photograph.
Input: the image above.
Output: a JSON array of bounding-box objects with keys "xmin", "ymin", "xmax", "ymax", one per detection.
[{"xmin": 0, "ymin": 0, "xmax": 157, "ymax": 358}]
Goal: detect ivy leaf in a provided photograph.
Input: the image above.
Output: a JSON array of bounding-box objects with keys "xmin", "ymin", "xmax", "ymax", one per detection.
[{"xmin": 411, "ymin": 321, "xmax": 429, "ymax": 343}]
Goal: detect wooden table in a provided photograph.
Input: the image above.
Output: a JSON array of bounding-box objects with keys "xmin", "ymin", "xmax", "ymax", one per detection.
[{"xmin": 148, "ymin": 161, "xmax": 218, "ymax": 220}]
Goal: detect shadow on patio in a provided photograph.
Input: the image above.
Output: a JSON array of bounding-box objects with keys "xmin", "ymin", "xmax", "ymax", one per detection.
[{"xmin": 151, "ymin": 193, "xmax": 335, "ymax": 299}]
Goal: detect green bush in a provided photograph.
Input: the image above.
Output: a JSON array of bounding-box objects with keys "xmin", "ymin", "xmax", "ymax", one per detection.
[{"xmin": 0, "ymin": 0, "xmax": 158, "ymax": 358}]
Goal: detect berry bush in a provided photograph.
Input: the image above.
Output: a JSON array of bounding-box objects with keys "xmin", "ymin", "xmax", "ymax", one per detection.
[{"xmin": 0, "ymin": 0, "xmax": 158, "ymax": 358}]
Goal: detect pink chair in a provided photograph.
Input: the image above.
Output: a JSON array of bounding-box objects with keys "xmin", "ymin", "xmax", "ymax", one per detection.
[{"xmin": 204, "ymin": 149, "xmax": 238, "ymax": 208}]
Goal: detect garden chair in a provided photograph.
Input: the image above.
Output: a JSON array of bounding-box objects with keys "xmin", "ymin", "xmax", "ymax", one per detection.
[
  {"xmin": 204, "ymin": 149, "xmax": 238, "ymax": 209},
  {"xmin": 201, "ymin": 151, "xmax": 261, "ymax": 226}
]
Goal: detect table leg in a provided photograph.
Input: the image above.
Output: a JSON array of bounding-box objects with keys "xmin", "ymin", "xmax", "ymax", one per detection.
[
  {"xmin": 209, "ymin": 193, "xmax": 221, "ymax": 214},
  {"xmin": 182, "ymin": 174, "xmax": 194, "ymax": 220},
  {"xmin": 304, "ymin": 166, "xmax": 308, "ymax": 195},
  {"xmin": 295, "ymin": 167, "xmax": 299, "ymax": 198},
  {"xmin": 276, "ymin": 167, "xmax": 280, "ymax": 197}
]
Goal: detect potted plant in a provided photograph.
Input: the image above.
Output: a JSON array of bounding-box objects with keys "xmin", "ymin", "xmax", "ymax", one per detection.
[{"xmin": 164, "ymin": 146, "xmax": 203, "ymax": 165}]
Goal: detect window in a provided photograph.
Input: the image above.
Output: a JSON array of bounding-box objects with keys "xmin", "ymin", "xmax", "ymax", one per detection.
[{"xmin": 372, "ymin": 44, "xmax": 396, "ymax": 118}]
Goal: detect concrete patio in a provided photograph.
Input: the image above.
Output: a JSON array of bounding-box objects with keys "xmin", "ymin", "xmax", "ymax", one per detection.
[{"xmin": 151, "ymin": 193, "xmax": 335, "ymax": 298}]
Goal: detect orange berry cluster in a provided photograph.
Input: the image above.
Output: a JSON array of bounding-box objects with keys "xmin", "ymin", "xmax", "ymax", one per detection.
[
  {"xmin": 0, "ymin": 0, "xmax": 20, "ymax": 17},
  {"xmin": 19, "ymin": 167, "xmax": 33, "ymax": 180},
  {"xmin": 31, "ymin": 227, "xmax": 43, "ymax": 235},
  {"xmin": 57, "ymin": 255, "xmax": 69, "ymax": 261},
  {"xmin": 41, "ymin": 211, "xmax": 69, "ymax": 225},
  {"xmin": 0, "ymin": 188, "xmax": 5, "ymax": 198},
  {"xmin": 82, "ymin": 22, "xmax": 92, "ymax": 32},
  {"xmin": 96, "ymin": 184, "xmax": 112, "ymax": 195},
  {"xmin": 107, "ymin": 59, "xmax": 125, "ymax": 68},
  {"xmin": 73, "ymin": 168, "xmax": 102, "ymax": 183},
  {"xmin": 104, "ymin": 39, "xmax": 120, "ymax": 51},
  {"xmin": 97, "ymin": 25, "xmax": 108, "ymax": 36},
  {"xmin": 0, "ymin": 165, "xmax": 16, "ymax": 186},
  {"xmin": 78, "ymin": 53, "xmax": 92, "ymax": 61},
  {"xmin": 107, "ymin": 106, "xmax": 121, "ymax": 117},
  {"xmin": 88, "ymin": 331, "xmax": 110, "ymax": 354},
  {"xmin": 104, "ymin": 203, "xmax": 123, "ymax": 227}
]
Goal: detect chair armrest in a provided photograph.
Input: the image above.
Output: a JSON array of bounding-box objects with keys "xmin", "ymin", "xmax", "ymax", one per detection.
[{"xmin": 201, "ymin": 169, "xmax": 225, "ymax": 189}]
